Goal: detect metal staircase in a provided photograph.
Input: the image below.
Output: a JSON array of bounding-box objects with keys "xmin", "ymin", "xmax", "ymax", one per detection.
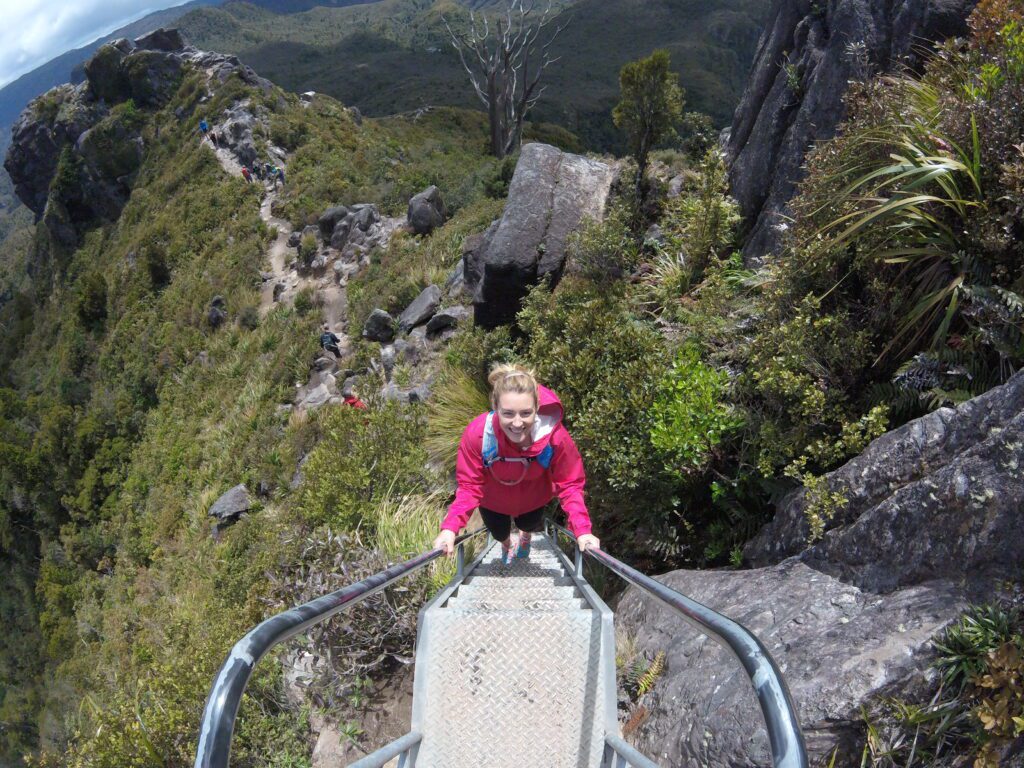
[
  {"xmin": 409, "ymin": 534, "xmax": 607, "ymax": 768},
  {"xmin": 195, "ymin": 521, "xmax": 808, "ymax": 768}
]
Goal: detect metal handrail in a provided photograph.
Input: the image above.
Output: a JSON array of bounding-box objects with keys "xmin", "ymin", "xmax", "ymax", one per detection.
[
  {"xmin": 547, "ymin": 520, "xmax": 808, "ymax": 768},
  {"xmin": 194, "ymin": 527, "xmax": 486, "ymax": 768}
]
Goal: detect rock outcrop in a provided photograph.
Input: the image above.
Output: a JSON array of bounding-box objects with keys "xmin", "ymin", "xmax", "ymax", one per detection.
[
  {"xmin": 725, "ymin": 0, "xmax": 978, "ymax": 262},
  {"xmin": 208, "ymin": 483, "xmax": 252, "ymax": 532},
  {"xmin": 464, "ymin": 142, "xmax": 615, "ymax": 328},
  {"xmin": 4, "ymin": 28, "xmax": 271, "ymax": 247},
  {"xmin": 617, "ymin": 371, "xmax": 1024, "ymax": 766},
  {"xmin": 407, "ymin": 185, "xmax": 446, "ymax": 235},
  {"xmin": 746, "ymin": 369, "xmax": 1024, "ymax": 592}
]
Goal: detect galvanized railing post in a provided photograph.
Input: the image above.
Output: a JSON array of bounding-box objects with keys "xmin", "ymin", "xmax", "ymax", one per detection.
[{"xmin": 455, "ymin": 541, "xmax": 465, "ymax": 579}]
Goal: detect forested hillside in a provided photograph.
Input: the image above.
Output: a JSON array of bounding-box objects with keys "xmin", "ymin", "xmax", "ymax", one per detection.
[
  {"xmin": 179, "ymin": 0, "xmax": 767, "ymax": 150},
  {"xmin": 0, "ymin": 0, "xmax": 1021, "ymax": 766}
]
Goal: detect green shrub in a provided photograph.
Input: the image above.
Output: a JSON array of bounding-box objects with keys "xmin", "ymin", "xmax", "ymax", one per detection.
[
  {"xmin": 293, "ymin": 286, "xmax": 318, "ymax": 316},
  {"xmin": 649, "ymin": 345, "xmax": 743, "ymax": 480},
  {"xmin": 296, "ymin": 401, "xmax": 432, "ymax": 529},
  {"xmin": 566, "ymin": 204, "xmax": 640, "ymax": 284},
  {"xmin": 517, "ymin": 279, "xmax": 673, "ymax": 554}
]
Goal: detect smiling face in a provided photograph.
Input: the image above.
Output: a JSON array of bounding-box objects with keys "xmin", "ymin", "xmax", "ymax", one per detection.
[{"xmin": 496, "ymin": 391, "xmax": 537, "ymax": 446}]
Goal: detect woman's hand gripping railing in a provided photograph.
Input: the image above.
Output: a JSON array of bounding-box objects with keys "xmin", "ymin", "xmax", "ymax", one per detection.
[
  {"xmin": 546, "ymin": 520, "xmax": 809, "ymax": 768},
  {"xmin": 194, "ymin": 527, "xmax": 487, "ymax": 768}
]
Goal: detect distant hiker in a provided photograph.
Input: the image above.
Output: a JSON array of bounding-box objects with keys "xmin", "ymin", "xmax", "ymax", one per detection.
[
  {"xmin": 341, "ymin": 382, "xmax": 367, "ymax": 410},
  {"xmin": 264, "ymin": 161, "xmax": 273, "ymax": 180},
  {"xmin": 199, "ymin": 118, "xmax": 209, "ymax": 139},
  {"xmin": 320, "ymin": 324, "xmax": 343, "ymax": 358},
  {"xmin": 209, "ymin": 130, "xmax": 219, "ymax": 148},
  {"xmin": 253, "ymin": 162, "xmax": 263, "ymax": 181},
  {"xmin": 241, "ymin": 166, "xmax": 252, "ymax": 183},
  {"xmin": 276, "ymin": 167, "xmax": 286, "ymax": 188},
  {"xmin": 432, "ymin": 364, "xmax": 600, "ymax": 563}
]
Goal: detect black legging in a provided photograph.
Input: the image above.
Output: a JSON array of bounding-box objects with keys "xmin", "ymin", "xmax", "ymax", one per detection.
[{"xmin": 479, "ymin": 507, "xmax": 544, "ymax": 543}]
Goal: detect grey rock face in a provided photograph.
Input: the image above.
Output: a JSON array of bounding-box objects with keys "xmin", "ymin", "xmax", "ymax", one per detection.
[
  {"xmin": 616, "ymin": 563, "xmax": 967, "ymax": 767},
  {"xmin": 398, "ymin": 285, "xmax": 441, "ymax": 332},
  {"xmin": 618, "ymin": 373, "xmax": 1024, "ymax": 765},
  {"xmin": 363, "ymin": 309, "xmax": 396, "ymax": 343},
  {"xmin": 5, "ymin": 83, "xmax": 106, "ymax": 216},
  {"xmin": 407, "ymin": 185, "xmax": 446, "ymax": 235},
  {"xmin": 208, "ymin": 483, "xmax": 252, "ymax": 530},
  {"xmin": 353, "ymin": 204, "xmax": 380, "ymax": 232},
  {"xmin": 133, "ymin": 28, "xmax": 185, "ymax": 52},
  {"xmin": 746, "ymin": 370, "xmax": 1024, "ymax": 593},
  {"xmin": 84, "ymin": 44, "xmax": 131, "ymax": 103},
  {"xmin": 287, "ymin": 231, "xmax": 302, "ymax": 248},
  {"xmin": 217, "ymin": 102, "xmax": 259, "ymax": 167},
  {"xmin": 330, "ymin": 219, "xmax": 352, "ymax": 250},
  {"xmin": 319, "ymin": 206, "xmax": 349, "ymax": 237},
  {"xmin": 464, "ymin": 143, "xmax": 615, "ymax": 328},
  {"xmin": 426, "ymin": 305, "xmax": 470, "ymax": 335},
  {"xmin": 123, "ymin": 49, "xmax": 183, "ymax": 107},
  {"xmin": 726, "ymin": 0, "xmax": 977, "ymax": 262}
]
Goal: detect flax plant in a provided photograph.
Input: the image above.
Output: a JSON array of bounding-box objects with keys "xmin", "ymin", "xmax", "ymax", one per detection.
[{"xmin": 807, "ymin": 78, "xmax": 986, "ymax": 360}]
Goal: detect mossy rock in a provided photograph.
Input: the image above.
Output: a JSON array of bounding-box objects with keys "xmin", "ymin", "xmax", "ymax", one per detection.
[
  {"xmin": 124, "ymin": 51, "xmax": 183, "ymax": 108},
  {"xmin": 84, "ymin": 44, "xmax": 131, "ymax": 104}
]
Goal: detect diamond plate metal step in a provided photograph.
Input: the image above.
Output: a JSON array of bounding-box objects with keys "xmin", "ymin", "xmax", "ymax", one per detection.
[
  {"xmin": 455, "ymin": 584, "xmax": 579, "ymax": 602},
  {"xmin": 411, "ymin": 533, "xmax": 607, "ymax": 768}
]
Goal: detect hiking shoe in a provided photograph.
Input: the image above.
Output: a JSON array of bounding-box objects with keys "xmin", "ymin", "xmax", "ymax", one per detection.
[
  {"xmin": 501, "ymin": 536, "xmax": 519, "ymax": 564},
  {"xmin": 516, "ymin": 533, "xmax": 532, "ymax": 559}
]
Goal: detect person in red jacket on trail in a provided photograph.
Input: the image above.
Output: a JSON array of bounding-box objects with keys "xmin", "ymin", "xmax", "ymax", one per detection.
[{"xmin": 432, "ymin": 364, "xmax": 600, "ymax": 563}]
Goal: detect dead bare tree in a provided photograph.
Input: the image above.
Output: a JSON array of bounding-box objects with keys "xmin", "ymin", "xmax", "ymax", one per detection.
[{"xmin": 443, "ymin": 1, "xmax": 569, "ymax": 159}]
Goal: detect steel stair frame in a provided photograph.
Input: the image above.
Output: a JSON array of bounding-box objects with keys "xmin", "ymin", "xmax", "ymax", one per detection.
[{"xmin": 195, "ymin": 519, "xmax": 809, "ymax": 768}]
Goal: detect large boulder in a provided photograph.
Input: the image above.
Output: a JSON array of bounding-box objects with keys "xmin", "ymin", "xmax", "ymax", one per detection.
[
  {"xmin": 464, "ymin": 143, "xmax": 615, "ymax": 328},
  {"xmin": 123, "ymin": 49, "xmax": 183, "ymax": 107},
  {"xmin": 618, "ymin": 371, "xmax": 1024, "ymax": 766},
  {"xmin": 318, "ymin": 206, "xmax": 349, "ymax": 237},
  {"xmin": 363, "ymin": 309, "xmax": 396, "ymax": 343},
  {"xmin": 616, "ymin": 564, "xmax": 966, "ymax": 767},
  {"xmin": 407, "ymin": 185, "xmax": 446, "ymax": 235},
  {"xmin": 216, "ymin": 102, "xmax": 259, "ymax": 167},
  {"xmin": 746, "ymin": 369, "xmax": 1024, "ymax": 592},
  {"xmin": 83, "ymin": 44, "xmax": 132, "ymax": 103},
  {"xmin": 133, "ymin": 28, "xmax": 185, "ymax": 52},
  {"xmin": 208, "ymin": 483, "xmax": 252, "ymax": 531},
  {"xmin": 725, "ymin": 0, "xmax": 977, "ymax": 262},
  {"xmin": 398, "ymin": 285, "xmax": 441, "ymax": 332}
]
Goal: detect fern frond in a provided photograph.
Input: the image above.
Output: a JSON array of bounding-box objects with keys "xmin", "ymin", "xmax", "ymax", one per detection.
[{"xmin": 637, "ymin": 651, "xmax": 666, "ymax": 696}]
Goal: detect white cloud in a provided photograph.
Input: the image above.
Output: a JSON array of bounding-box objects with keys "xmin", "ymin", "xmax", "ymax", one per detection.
[{"xmin": 0, "ymin": 0, "xmax": 189, "ymax": 88}]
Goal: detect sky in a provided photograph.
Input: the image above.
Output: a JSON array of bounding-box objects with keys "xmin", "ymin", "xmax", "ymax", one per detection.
[{"xmin": 0, "ymin": 0, "xmax": 193, "ymax": 89}]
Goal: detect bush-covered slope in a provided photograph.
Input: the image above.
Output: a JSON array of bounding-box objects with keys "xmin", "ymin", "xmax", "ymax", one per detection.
[{"xmin": 0, "ymin": 43, "xmax": 508, "ymax": 764}]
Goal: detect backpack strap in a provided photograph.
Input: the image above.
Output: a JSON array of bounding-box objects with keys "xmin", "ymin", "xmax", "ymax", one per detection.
[
  {"xmin": 481, "ymin": 412, "xmax": 500, "ymax": 467},
  {"xmin": 481, "ymin": 412, "xmax": 555, "ymax": 469}
]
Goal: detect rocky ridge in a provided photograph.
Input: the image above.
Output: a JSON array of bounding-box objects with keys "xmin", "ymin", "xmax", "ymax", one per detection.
[{"xmin": 4, "ymin": 28, "xmax": 273, "ymax": 253}]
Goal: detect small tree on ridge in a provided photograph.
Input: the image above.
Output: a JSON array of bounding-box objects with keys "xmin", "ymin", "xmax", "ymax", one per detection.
[{"xmin": 613, "ymin": 50, "xmax": 685, "ymax": 195}]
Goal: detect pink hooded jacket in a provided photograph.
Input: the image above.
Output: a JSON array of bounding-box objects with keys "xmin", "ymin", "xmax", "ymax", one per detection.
[{"xmin": 440, "ymin": 385, "xmax": 592, "ymax": 536}]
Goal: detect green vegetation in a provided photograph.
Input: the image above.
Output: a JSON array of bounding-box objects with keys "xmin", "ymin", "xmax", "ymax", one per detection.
[
  {"xmin": 178, "ymin": 0, "xmax": 769, "ymax": 153},
  {"xmin": 860, "ymin": 600, "xmax": 1024, "ymax": 767},
  {"xmin": 0, "ymin": 46, "xmax": 515, "ymax": 766},
  {"xmin": 613, "ymin": 49, "xmax": 684, "ymax": 193},
  {"xmin": 1, "ymin": 0, "xmax": 1022, "ymax": 765}
]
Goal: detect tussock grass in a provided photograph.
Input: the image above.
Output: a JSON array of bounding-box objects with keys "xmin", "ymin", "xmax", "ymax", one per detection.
[{"xmin": 425, "ymin": 365, "xmax": 490, "ymax": 474}]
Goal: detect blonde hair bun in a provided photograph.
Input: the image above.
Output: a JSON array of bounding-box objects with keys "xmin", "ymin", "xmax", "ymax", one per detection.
[{"xmin": 488, "ymin": 363, "xmax": 538, "ymax": 410}]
